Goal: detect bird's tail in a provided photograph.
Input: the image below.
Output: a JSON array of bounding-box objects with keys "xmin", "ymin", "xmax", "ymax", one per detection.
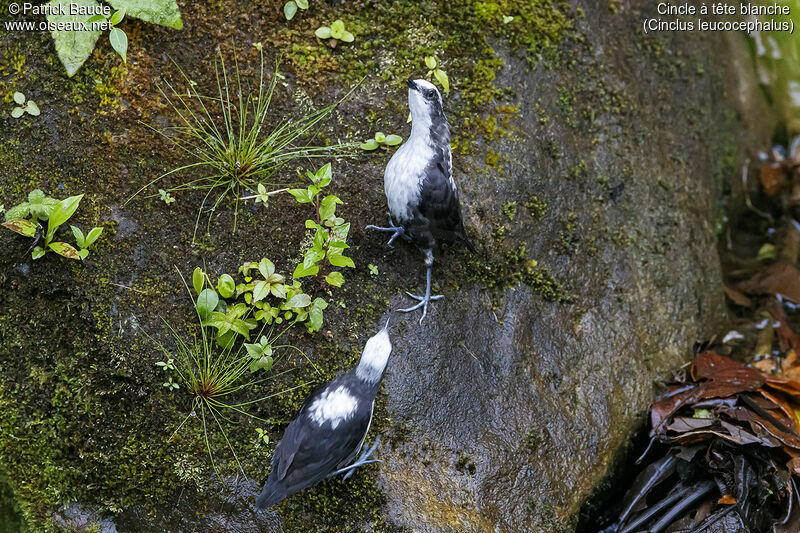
[
  {"xmin": 459, "ymin": 232, "xmax": 476, "ymax": 254},
  {"xmin": 255, "ymin": 481, "xmax": 287, "ymax": 509}
]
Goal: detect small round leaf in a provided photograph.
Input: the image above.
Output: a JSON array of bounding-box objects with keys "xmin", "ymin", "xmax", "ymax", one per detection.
[
  {"xmin": 25, "ymin": 101, "xmax": 40, "ymax": 116},
  {"xmin": 13, "ymin": 92, "xmax": 25, "ymax": 105},
  {"xmin": 384, "ymin": 134, "xmax": 403, "ymax": 146},
  {"xmin": 315, "ymin": 26, "xmax": 331, "ymax": 39},
  {"xmin": 296, "ymin": 0, "xmax": 309, "ymax": 8},
  {"xmin": 11, "ymin": 107, "xmax": 24, "ymax": 119},
  {"xmin": 360, "ymin": 139, "xmax": 379, "ymax": 151},
  {"xmin": 284, "ymin": 1, "xmax": 298, "ymax": 20}
]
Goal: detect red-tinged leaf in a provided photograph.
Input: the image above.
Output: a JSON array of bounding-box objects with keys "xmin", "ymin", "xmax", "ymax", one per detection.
[
  {"xmin": 760, "ymin": 163, "xmax": 787, "ymax": 196},
  {"xmin": 735, "ymin": 261, "xmax": 800, "ymax": 303},
  {"xmin": 48, "ymin": 241, "xmax": 81, "ymax": 260},
  {"xmin": 1, "ymin": 219, "xmax": 37, "ymax": 237}
]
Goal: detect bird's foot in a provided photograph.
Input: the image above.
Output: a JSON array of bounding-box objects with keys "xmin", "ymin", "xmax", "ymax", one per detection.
[
  {"xmin": 331, "ymin": 437, "xmax": 382, "ymax": 480},
  {"xmin": 365, "ymin": 217, "xmax": 408, "ymax": 249},
  {"xmin": 400, "ymin": 292, "xmax": 444, "ymax": 324}
]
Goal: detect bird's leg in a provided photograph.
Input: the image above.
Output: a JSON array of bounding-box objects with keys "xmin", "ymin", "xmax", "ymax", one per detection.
[
  {"xmin": 330, "ymin": 436, "xmax": 382, "ymax": 480},
  {"xmin": 400, "ymin": 251, "xmax": 443, "ymax": 324},
  {"xmin": 365, "ymin": 215, "xmax": 408, "ymax": 249}
]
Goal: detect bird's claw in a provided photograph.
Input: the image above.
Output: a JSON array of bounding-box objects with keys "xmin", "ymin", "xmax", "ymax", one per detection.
[
  {"xmin": 330, "ymin": 436, "xmax": 382, "ymax": 480},
  {"xmin": 400, "ymin": 292, "xmax": 444, "ymax": 324},
  {"xmin": 365, "ymin": 217, "xmax": 408, "ymax": 249}
]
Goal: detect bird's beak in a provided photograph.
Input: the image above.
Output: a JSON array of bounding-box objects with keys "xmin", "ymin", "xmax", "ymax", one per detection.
[{"xmin": 406, "ymin": 78, "xmax": 417, "ymax": 90}]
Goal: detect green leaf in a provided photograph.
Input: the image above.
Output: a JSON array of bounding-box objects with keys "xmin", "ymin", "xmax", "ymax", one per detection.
[
  {"xmin": 296, "ymin": 0, "xmax": 308, "ymax": 8},
  {"xmin": 319, "ymin": 195, "xmax": 342, "ymax": 222},
  {"xmin": 47, "ymin": 0, "xmax": 102, "ymax": 77},
  {"xmin": 1, "ymin": 219, "xmax": 38, "ymax": 238},
  {"xmin": 11, "ymin": 107, "xmax": 24, "ymax": 119},
  {"xmin": 288, "ymin": 188, "xmax": 312, "ymax": 203},
  {"xmin": 331, "ymin": 19, "xmax": 345, "ymax": 34},
  {"xmin": 374, "ymin": 131, "xmax": 386, "ymax": 143},
  {"xmin": 329, "ymin": 254, "xmax": 355, "ymax": 268},
  {"xmin": 192, "ymin": 267, "xmax": 204, "ymax": 294},
  {"xmin": 317, "ymin": 163, "xmax": 332, "ymax": 186},
  {"xmin": 109, "ymin": 28, "xmax": 128, "ymax": 63},
  {"xmin": 13, "ymin": 92, "xmax": 25, "ymax": 105},
  {"xmin": 24, "ymin": 101, "xmax": 40, "ymax": 116},
  {"xmin": 252, "ymin": 281, "xmax": 270, "ymax": 302},
  {"xmin": 85, "ymin": 226, "xmax": 103, "ymax": 247},
  {"xmin": 5, "ymin": 204, "xmax": 30, "ymax": 221},
  {"xmin": 340, "ymin": 31, "xmax": 354, "ymax": 43},
  {"xmin": 32, "ymin": 247, "xmax": 46, "ymax": 260},
  {"xmin": 109, "ymin": 8, "xmax": 125, "ymax": 25},
  {"xmin": 293, "ymin": 262, "xmax": 319, "ymax": 279},
  {"xmin": 216, "ymin": 330, "xmax": 236, "ymax": 350},
  {"xmin": 325, "ymin": 271, "xmax": 345, "ymax": 287},
  {"xmin": 48, "ymin": 194, "xmax": 84, "ymax": 236},
  {"xmin": 502, "ymin": 15, "xmax": 514, "ymax": 23},
  {"xmin": 307, "ymin": 297, "xmax": 328, "ymax": 332},
  {"xmin": 258, "ymin": 258, "xmax": 275, "ymax": 279},
  {"xmin": 78, "ymin": 249, "xmax": 90, "ymax": 260},
  {"xmin": 196, "ymin": 289, "xmax": 219, "ymax": 319},
  {"xmin": 284, "ymin": 1, "xmax": 297, "ymax": 20},
  {"xmin": 49, "ymin": 241, "xmax": 81, "ymax": 260},
  {"xmin": 87, "ymin": 14, "xmax": 106, "ymax": 23},
  {"xmin": 434, "ymin": 69, "xmax": 450, "ymax": 94},
  {"xmin": 217, "ymin": 274, "xmax": 235, "ymax": 298},
  {"xmin": 285, "ymin": 293, "xmax": 312, "ymax": 308},
  {"xmin": 424, "ymin": 56, "xmax": 437, "ymax": 69},
  {"xmin": 106, "ymin": 0, "xmax": 183, "ymax": 29},
  {"xmin": 360, "ymin": 139, "xmax": 379, "ymax": 150},
  {"xmin": 384, "ymin": 134, "xmax": 403, "ymax": 146},
  {"xmin": 315, "ymin": 26, "xmax": 331, "ymax": 39},
  {"xmin": 71, "ymin": 225, "xmax": 86, "ymax": 248}
]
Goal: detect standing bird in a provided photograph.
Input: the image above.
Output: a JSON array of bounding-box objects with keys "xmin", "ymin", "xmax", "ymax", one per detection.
[
  {"xmin": 367, "ymin": 78, "xmax": 474, "ymax": 323},
  {"xmin": 255, "ymin": 324, "xmax": 392, "ymax": 508}
]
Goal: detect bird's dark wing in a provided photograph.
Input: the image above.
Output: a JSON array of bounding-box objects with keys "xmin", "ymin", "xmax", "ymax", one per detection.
[
  {"xmin": 259, "ymin": 400, "xmax": 372, "ymax": 507},
  {"xmin": 281, "ymin": 408, "xmax": 371, "ymax": 490},
  {"xmin": 413, "ymin": 144, "xmax": 472, "ymax": 249}
]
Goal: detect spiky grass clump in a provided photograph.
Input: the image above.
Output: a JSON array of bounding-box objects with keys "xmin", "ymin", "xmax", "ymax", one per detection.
[
  {"xmin": 150, "ymin": 302, "xmax": 313, "ymax": 480},
  {"xmin": 138, "ymin": 49, "xmax": 360, "ymax": 238}
]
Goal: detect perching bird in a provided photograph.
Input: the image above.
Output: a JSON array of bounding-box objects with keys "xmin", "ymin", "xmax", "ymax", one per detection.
[
  {"xmin": 367, "ymin": 78, "xmax": 474, "ymax": 323},
  {"xmin": 255, "ymin": 324, "xmax": 392, "ymax": 508}
]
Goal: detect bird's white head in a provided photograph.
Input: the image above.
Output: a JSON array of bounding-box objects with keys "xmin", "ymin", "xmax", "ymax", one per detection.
[
  {"xmin": 355, "ymin": 322, "xmax": 393, "ymax": 383},
  {"xmin": 407, "ymin": 78, "xmax": 443, "ymax": 131}
]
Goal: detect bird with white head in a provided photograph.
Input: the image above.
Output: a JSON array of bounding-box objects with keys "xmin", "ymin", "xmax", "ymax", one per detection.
[{"xmin": 367, "ymin": 78, "xmax": 475, "ymax": 323}]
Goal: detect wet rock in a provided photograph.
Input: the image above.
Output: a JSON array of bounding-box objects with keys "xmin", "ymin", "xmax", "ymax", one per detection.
[{"xmin": 376, "ymin": 3, "xmax": 773, "ymax": 532}]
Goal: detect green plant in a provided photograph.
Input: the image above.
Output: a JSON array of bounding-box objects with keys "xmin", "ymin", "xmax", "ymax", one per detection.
[
  {"xmin": 2, "ymin": 190, "xmax": 103, "ymax": 260},
  {"xmin": 135, "ymin": 49, "xmax": 359, "ymax": 238},
  {"xmin": 87, "ymin": 7, "xmax": 128, "ymax": 63},
  {"xmin": 10, "ymin": 92, "xmax": 40, "ymax": 118},
  {"xmin": 315, "ymin": 19, "xmax": 355, "ymax": 46},
  {"xmin": 360, "ymin": 131, "xmax": 403, "ymax": 151},
  {"xmin": 148, "ymin": 273, "xmax": 315, "ymax": 478},
  {"xmin": 424, "ymin": 56, "xmax": 450, "ymax": 94},
  {"xmin": 289, "ymin": 164, "xmax": 355, "ymax": 287},
  {"xmin": 238, "ymin": 183, "xmax": 288, "ymax": 208},
  {"xmin": 254, "ymin": 428, "xmax": 270, "ymax": 447},
  {"xmin": 283, "ymin": 0, "xmax": 308, "ymax": 20},
  {"xmin": 47, "ymin": 0, "xmax": 182, "ymax": 76},
  {"xmin": 158, "ymin": 188, "xmax": 175, "ymax": 204}
]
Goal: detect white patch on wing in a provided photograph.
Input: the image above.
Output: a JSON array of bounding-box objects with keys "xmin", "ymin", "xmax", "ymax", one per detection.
[{"xmin": 308, "ymin": 385, "xmax": 358, "ymax": 429}]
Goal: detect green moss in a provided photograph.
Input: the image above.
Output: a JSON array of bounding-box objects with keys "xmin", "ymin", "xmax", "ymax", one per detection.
[
  {"xmin": 503, "ymin": 200, "xmax": 517, "ymax": 220},
  {"xmin": 554, "ymin": 212, "xmax": 579, "ymax": 254},
  {"xmin": 525, "ymin": 195, "xmax": 547, "ymax": 219}
]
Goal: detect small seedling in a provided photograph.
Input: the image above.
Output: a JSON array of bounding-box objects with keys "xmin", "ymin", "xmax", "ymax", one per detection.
[
  {"xmin": 245, "ymin": 335, "xmax": 275, "ymax": 373},
  {"xmin": 70, "ymin": 225, "xmax": 104, "ymax": 260},
  {"xmin": 255, "ymin": 428, "xmax": 270, "ymax": 447},
  {"xmin": 163, "ymin": 376, "xmax": 179, "ymax": 391},
  {"xmin": 158, "ymin": 188, "xmax": 175, "ymax": 204},
  {"xmin": 368, "ymin": 264, "xmax": 379, "ymax": 276},
  {"xmin": 11, "ymin": 92, "xmax": 40, "ymax": 118},
  {"xmin": 88, "ymin": 9, "xmax": 128, "ymax": 63},
  {"xmin": 283, "ymin": 0, "xmax": 308, "ymax": 20},
  {"xmin": 503, "ymin": 15, "xmax": 515, "ymax": 23},
  {"xmin": 239, "ymin": 184, "xmax": 289, "ymax": 208},
  {"xmin": 315, "ymin": 19, "xmax": 355, "ymax": 47},
  {"xmin": 360, "ymin": 132, "xmax": 403, "ymax": 151},
  {"xmin": 424, "ymin": 56, "xmax": 450, "ymax": 94},
  {"xmin": 156, "ymin": 357, "xmax": 176, "ymax": 371}
]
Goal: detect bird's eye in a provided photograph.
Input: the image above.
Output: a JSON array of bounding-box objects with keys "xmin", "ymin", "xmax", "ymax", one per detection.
[{"xmin": 425, "ymin": 90, "xmax": 435, "ymax": 99}]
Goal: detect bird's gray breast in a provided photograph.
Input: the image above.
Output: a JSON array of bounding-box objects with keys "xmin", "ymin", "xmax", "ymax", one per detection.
[{"xmin": 384, "ymin": 135, "xmax": 434, "ymax": 222}]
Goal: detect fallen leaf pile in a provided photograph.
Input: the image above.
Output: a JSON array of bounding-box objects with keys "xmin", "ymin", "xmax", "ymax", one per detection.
[{"xmin": 607, "ymin": 338, "xmax": 800, "ymax": 532}]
